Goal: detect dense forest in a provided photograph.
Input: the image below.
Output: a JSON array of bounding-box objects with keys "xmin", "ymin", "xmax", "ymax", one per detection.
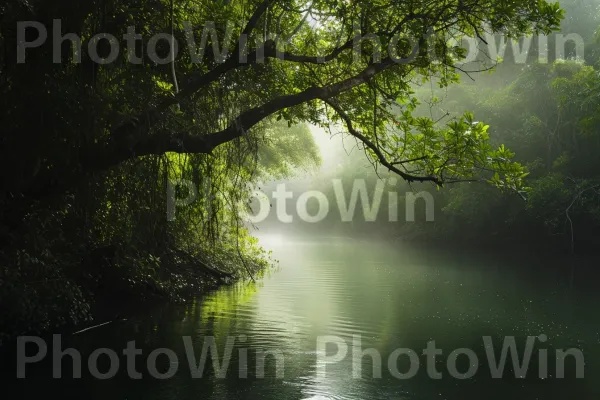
[
  {"xmin": 0, "ymin": 0, "xmax": 596, "ymax": 345},
  {"xmin": 256, "ymin": 1, "xmax": 600, "ymax": 253}
]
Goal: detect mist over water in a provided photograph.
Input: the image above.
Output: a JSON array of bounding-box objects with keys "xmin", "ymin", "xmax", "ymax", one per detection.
[
  {"xmin": 4, "ymin": 237, "xmax": 598, "ymax": 399},
  {"xmin": 250, "ymin": 124, "xmax": 437, "ymax": 238},
  {"xmin": 3, "ymin": 0, "xmax": 600, "ymax": 399}
]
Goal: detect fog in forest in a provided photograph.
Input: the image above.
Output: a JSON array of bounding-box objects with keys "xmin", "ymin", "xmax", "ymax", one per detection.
[{"xmin": 2, "ymin": 1, "xmax": 600, "ymax": 399}]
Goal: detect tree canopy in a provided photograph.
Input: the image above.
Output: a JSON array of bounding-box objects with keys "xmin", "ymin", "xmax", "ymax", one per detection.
[
  {"xmin": 0, "ymin": 0, "xmax": 568, "ymax": 338},
  {"xmin": 1, "ymin": 0, "xmax": 564, "ymax": 198}
]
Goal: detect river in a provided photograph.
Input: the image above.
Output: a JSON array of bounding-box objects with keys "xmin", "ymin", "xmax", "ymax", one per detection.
[{"xmin": 5, "ymin": 236, "xmax": 600, "ymax": 399}]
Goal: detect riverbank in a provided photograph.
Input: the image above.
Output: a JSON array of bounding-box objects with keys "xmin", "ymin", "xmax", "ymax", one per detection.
[
  {"xmin": 3, "ymin": 227, "xmax": 595, "ymax": 346},
  {"xmin": 0, "ymin": 243, "xmax": 263, "ymax": 345}
]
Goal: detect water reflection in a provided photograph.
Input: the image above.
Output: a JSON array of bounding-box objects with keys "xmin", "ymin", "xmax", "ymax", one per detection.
[{"xmin": 4, "ymin": 237, "xmax": 599, "ymax": 399}]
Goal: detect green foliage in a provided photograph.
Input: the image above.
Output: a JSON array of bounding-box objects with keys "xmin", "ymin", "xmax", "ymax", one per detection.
[
  {"xmin": 258, "ymin": 122, "xmax": 321, "ymax": 178},
  {"xmin": 0, "ymin": 0, "xmax": 570, "ymax": 338},
  {"xmin": 407, "ymin": 59, "xmax": 600, "ymax": 248}
]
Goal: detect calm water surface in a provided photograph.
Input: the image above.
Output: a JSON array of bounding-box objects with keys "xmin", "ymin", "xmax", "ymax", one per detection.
[{"xmin": 6, "ymin": 236, "xmax": 600, "ymax": 399}]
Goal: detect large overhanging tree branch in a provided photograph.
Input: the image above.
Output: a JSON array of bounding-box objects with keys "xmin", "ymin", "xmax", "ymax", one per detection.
[
  {"xmin": 11, "ymin": 0, "xmax": 564, "ymax": 199},
  {"xmin": 105, "ymin": 7, "xmax": 428, "ymax": 143},
  {"xmin": 85, "ymin": 57, "xmax": 400, "ymax": 170}
]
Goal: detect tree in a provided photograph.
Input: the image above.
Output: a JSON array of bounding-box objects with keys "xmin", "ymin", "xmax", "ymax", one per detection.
[
  {"xmin": 1, "ymin": 0, "xmax": 563, "ymax": 203},
  {"xmin": 0, "ymin": 0, "xmax": 566, "ymax": 337},
  {"xmin": 402, "ymin": 60, "xmax": 600, "ymax": 250}
]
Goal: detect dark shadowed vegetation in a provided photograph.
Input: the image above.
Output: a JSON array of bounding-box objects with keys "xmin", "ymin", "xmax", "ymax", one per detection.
[{"xmin": 2, "ymin": 0, "xmax": 597, "ymax": 345}]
